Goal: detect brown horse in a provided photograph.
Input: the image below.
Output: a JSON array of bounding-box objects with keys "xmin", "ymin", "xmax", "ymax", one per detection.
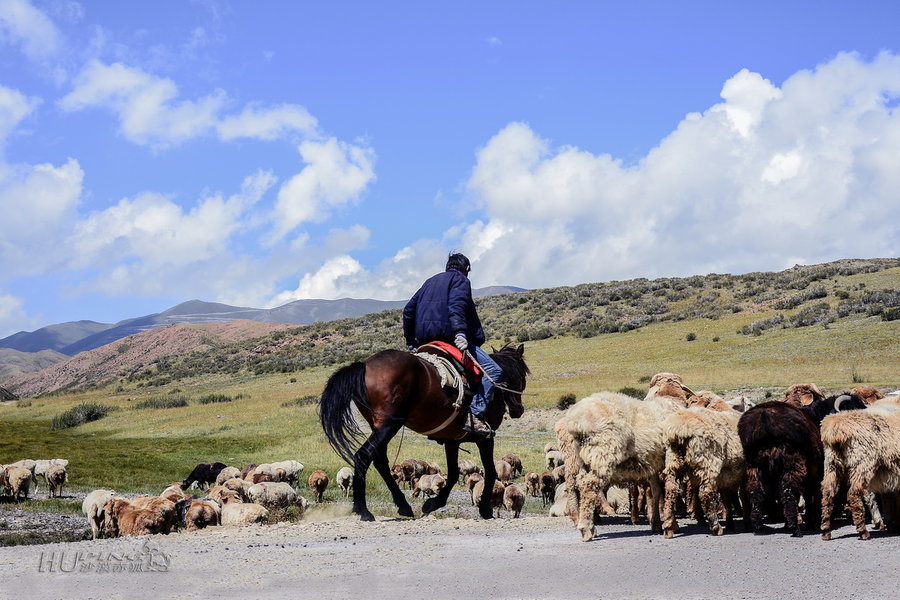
[{"xmin": 319, "ymin": 344, "xmax": 529, "ymax": 521}]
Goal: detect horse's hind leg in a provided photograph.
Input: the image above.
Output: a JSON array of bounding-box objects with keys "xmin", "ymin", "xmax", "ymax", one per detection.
[
  {"xmin": 372, "ymin": 446, "xmax": 414, "ymax": 518},
  {"xmin": 352, "ymin": 421, "xmax": 404, "ymax": 521},
  {"xmin": 423, "ymin": 443, "xmax": 460, "ymax": 515}
]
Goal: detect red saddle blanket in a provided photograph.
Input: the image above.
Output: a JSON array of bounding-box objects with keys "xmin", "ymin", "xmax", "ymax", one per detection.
[{"xmin": 417, "ymin": 340, "xmax": 483, "ymax": 380}]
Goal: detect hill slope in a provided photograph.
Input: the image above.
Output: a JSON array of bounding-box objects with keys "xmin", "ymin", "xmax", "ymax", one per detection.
[{"xmin": 0, "ymin": 348, "xmax": 69, "ymax": 382}]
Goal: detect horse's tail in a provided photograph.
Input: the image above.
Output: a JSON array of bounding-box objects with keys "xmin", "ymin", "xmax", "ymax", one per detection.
[{"xmin": 319, "ymin": 361, "xmax": 369, "ymax": 465}]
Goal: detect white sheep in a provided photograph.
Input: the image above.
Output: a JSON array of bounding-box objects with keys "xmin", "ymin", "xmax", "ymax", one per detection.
[
  {"xmin": 46, "ymin": 464, "xmax": 68, "ymax": 499},
  {"xmin": 33, "ymin": 458, "xmax": 69, "ymax": 489},
  {"xmin": 2, "ymin": 466, "xmax": 32, "ymax": 502},
  {"xmin": 82, "ymin": 489, "xmax": 118, "ymax": 539},
  {"xmin": 268, "ymin": 460, "xmax": 305, "ymax": 487},
  {"xmin": 218, "ymin": 489, "xmax": 270, "ymax": 526},
  {"xmin": 247, "ymin": 481, "xmax": 309, "ymax": 512},
  {"xmin": 336, "ymin": 466, "xmax": 354, "ymax": 498},
  {"xmin": 222, "ymin": 476, "xmax": 253, "ymax": 501},
  {"xmin": 215, "ymin": 466, "xmax": 242, "ymax": 485},
  {"xmin": 412, "ymin": 474, "xmax": 447, "ymax": 498}
]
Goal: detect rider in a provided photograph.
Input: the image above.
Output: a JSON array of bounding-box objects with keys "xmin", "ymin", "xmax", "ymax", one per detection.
[{"xmin": 402, "ymin": 252, "xmax": 503, "ymax": 439}]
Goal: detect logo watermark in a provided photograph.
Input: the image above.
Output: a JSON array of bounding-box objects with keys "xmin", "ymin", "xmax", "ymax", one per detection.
[{"xmin": 38, "ymin": 540, "xmax": 171, "ymax": 574}]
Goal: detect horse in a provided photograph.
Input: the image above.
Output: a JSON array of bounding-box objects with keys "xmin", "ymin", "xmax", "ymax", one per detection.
[{"xmin": 319, "ymin": 343, "xmax": 529, "ymax": 521}]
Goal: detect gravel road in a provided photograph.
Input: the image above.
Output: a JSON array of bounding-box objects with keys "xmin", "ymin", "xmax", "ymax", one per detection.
[{"xmin": 2, "ymin": 509, "xmax": 896, "ymax": 600}]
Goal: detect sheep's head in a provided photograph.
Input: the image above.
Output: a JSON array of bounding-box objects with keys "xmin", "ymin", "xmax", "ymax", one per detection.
[
  {"xmin": 647, "ymin": 372, "xmax": 692, "ymax": 406},
  {"xmin": 687, "ymin": 390, "xmax": 730, "ymax": 411},
  {"xmin": 849, "ymin": 386, "xmax": 885, "ymax": 405},
  {"xmin": 781, "ymin": 384, "xmax": 825, "ymax": 407},
  {"xmin": 217, "ymin": 489, "xmax": 240, "ymax": 505}
]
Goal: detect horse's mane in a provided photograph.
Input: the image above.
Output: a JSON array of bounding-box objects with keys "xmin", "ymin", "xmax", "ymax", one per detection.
[{"xmin": 490, "ymin": 344, "xmax": 529, "ymax": 419}]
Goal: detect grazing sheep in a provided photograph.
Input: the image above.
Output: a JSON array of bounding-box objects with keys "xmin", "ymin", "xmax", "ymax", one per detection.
[
  {"xmin": 494, "ymin": 459, "xmax": 513, "ymax": 484},
  {"xmin": 546, "ymin": 450, "xmax": 564, "ymax": 470},
  {"xmin": 504, "ymin": 484, "xmax": 526, "ymax": 518},
  {"xmin": 686, "ymin": 390, "xmax": 731, "ymax": 412},
  {"xmin": 268, "ymin": 460, "xmax": 305, "ymax": 487},
  {"xmin": 396, "ymin": 459, "xmax": 428, "ymax": 489},
  {"xmin": 241, "ymin": 463, "xmax": 259, "ymax": 480},
  {"xmin": 45, "ymin": 464, "xmax": 67, "ymax": 499},
  {"xmin": 725, "ymin": 396, "xmax": 756, "ymax": 413},
  {"xmin": 34, "ymin": 459, "xmax": 68, "ymax": 490},
  {"xmin": 525, "ymin": 472, "xmax": 541, "ymax": 497},
  {"xmin": 251, "ymin": 472, "xmax": 275, "ymax": 484},
  {"xmin": 848, "ymin": 386, "xmax": 885, "ymax": 406},
  {"xmin": 3, "ymin": 466, "xmax": 32, "ymax": 502},
  {"xmin": 252, "ymin": 464, "xmax": 284, "ymax": 483},
  {"xmin": 215, "ymin": 467, "xmax": 241, "ymax": 486},
  {"xmin": 457, "ymin": 459, "xmax": 481, "ymax": 483},
  {"xmin": 540, "ymin": 471, "xmax": 556, "ymax": 506},
  {"xmin": 780, "ymin": 383, "xmax": 826, "ymax": 407},
  {"xmin": 466, "ymin": 473, "xmax": 484, "ymax": 505},
  {"xmin": 308, "ymin": 470, "xmax": 329, "ymax": 503},
  {"xmin": 217, "ymin": 489, "xmax": 270, "ymax": 526},
  {"xmin": 82, "ymin": 489, "xmax": 118, "ymax": 539},
  {"xmin": 247, "ymin": 482, "xmax": 309, "ymax": 513},
  {"xmin": 556, "ymin": 390, "xmax": 686, "ymax": 541},
  {"xmin": 472, "ymin": 479, "xmax": 505, "ymax": 517},
  {"xmin": 605, "ymin": 486, "xmax": 631, "ymax": 515},
  {"xmin": 412, "ymin": 474, "xmax": 447, "ymax": 498},
  {"xmin": 182, "ymin": 462, "xmax": 227, "ymax": 489},
  {"xmin": 336, "ymin": 466, "xmax": 354, "ymax": 498},
  {"xmin": 161, "ymin": 482, "xmax": 186, "ymax": 503},
  {"xmin": 181, "ymin": 498, "xmax": 220, "ymax": 532},
  {"xmin": 820, "ymin": 404, "xmax": 900, "ymax": 540},
  {"xmin": 661, "ymin": 405, "xmax": 747, "ymax": 538},
  {"xmin": 104, "ymin": 497, "xmax": 177, "ymax": 537},
  {"xmin": 206, "ymin": 485, "xmax": 233, "ymax": 506},
  {"xmin": 222, "ymin": 477, "xmax": 252, "ymax": 501},
  {"xmin": 501, "ymin": 453, "xmax": 523, "ymax": 478}
]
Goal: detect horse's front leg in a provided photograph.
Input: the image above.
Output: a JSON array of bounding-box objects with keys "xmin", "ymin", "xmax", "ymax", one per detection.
[
  {"xmin": 352, "ymin": 421, "xmax": 404, "ymax": 521},
  {"xmin": 423, "ymin": 442, "xmax": 460, "ymax": 515},
  {"xmin": 372, "ymin": 446, "xmax": 414, "ymax": 518},
  {"xmin": 476, "ymin": 438, "xmax": 497, "ymax": 520}
]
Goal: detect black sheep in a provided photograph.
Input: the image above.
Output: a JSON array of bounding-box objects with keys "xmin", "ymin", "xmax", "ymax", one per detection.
[{"xmin": 182, "ymin": 462, "xmax": 227, "ymax": 490}]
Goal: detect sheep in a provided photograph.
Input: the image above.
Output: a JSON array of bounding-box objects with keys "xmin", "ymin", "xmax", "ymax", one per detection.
[
  {"xmin": 544, "ymin": 442, "xmax": 558, "ymax": 454},
  {"xmin": 540, "ymin": 471, "xmax": 556, "ymax": 506},
  {"xmin": 2, "ymin": 466, "xmax": 32, "ymax": 502},
  {"xmin": 556, "ymin": 390, "xmax": 686, "ymax": 541},
  {"xmin": 644, "ymin": 372, "xmax": 694, "ymax": 405},
  {"xmin": 8, "ymin": 459, "xmax": 37, "ymax": 487},
  {"xmin": 182, "ymin": 462, "xmax": 227, "ymax": 489},
  {"xmin": 545, "ymin": 450, "xmax": 564, "ymax": 470},
  {"xmin": 82, "ymin": 489, "xmax": 118, "ymax": 539},
  {"xmin": 252, "ymin": 464, "xmax": 285, "ymax": 483},
  {"xmin": 34, "ymin": 459, "xmax": 68, "ymax": 490},
  {"xmin": 308, "ymin": 470, "xmax": 329, "ymax": 503},
  {"xmin": 552, "ymin": 465, "xmax": 565, "ymax": 485},
  {"xmin": 180, "ymin": 498, "xmax": 220, "ymax": 532},
  {"xmin": 248, "ymin": 482, "xmax": 309, "ymax": 513},
  {"xmin": 780, "ymin": 383, "xmax": 826, "ymax": 407},
  {"xmin": 161, "ymin": 482, "xmax": 187, "ymax": 503},
  {"xmin": 501, "ymin": 453, "xmax": 523, "ymax": 478},
  {"xmin": 215, "ymin": 467, "xmax": 241, "ymax": 485},
  {"xmin": 268, "ymin": 460, "xmax": 305, "ymax": 487},
  {"xmin": 466, "ymin": 473, "xmax": 484, "ymax": 505},
  {"xmin": 104, "ymin": 497, "xmax": 177, "ymax": 537},
  {"xmin": 525, "ymin": 472, "xmax": 541, "ymax": 497},
  {"xmin": 412, "ymin": 474, "xmax": 447, "ymax": 499},
  {"xmin": 336, "ymin": 466, "xmax": 354, "ymax": 498},
  {"xmin": 218, "ymin": 489, "xmax": 270, "ymax": 526},
  {"xmin": 503, "ymin": 484, "xmax": 526, "ymax": 518},
  {"xmin": 661, "ymin": 405, "xmax": 747, "ymax": 538},
  {"xmin": 494, "ymin": 459, "xmax": 513, "ymax": 484},
  {"xmin": 396, "ymin": 459, "xmax": 428, "ymax": 489},
  {"xmin": 472, "ymin": 479, "xmax": 505, "ymax": 517},
  {"xmin": 820, "ymin": 403, "xmax": 900, "ymax": 540},
  {"xmin": 241, "ymin": 463, "xmax": 259, "ymax": 480},
  {"xmin": 548, "ymin": 482, "xmax": 568, "ymax": 517},
  {"xmin": 222, "ymin": 476, "xmax": 252, "ymax": 501},
  {"xmin": 457, "ymin": 459, "xmax": 481, "ymax": 483},
  {"xmin": 848, "ymin": 386, "xmax": 885, "ymax": 405},
  {"xmin": 46, "ymin": 464, "xmax": 68, "ymax": 499}
]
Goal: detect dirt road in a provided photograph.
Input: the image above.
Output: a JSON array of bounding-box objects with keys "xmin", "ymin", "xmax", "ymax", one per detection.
[{"xmin": 2, "ymin": 510, "xmax": 896, "ymax": 600}]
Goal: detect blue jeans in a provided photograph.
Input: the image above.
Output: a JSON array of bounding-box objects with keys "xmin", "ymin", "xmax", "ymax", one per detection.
[{"xmin": 470, "ymin": 345, "xmax": 503, "ymax": 418}]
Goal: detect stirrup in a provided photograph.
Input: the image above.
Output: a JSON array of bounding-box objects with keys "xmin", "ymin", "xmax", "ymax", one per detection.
[{"xmin": 463, "ymin": 414, "xmax": 494, "ymax": 439}]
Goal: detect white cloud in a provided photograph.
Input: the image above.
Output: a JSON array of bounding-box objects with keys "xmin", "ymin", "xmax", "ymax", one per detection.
[
  {"xmin": 271, "ymin": 137, "xmax": 376, "ymax": 240},
  {"xmin": 0, "ymin": 84, "xmax": 40, "ymax": 145},
  {"xmin": 0, "ymin": 0, "xmax": 62, "ymax": 60},
  {"xmin": 218, "ymin": 103, "xmax": 317, "ymax": 141},
  {"xmin": 0, "ymin": 292, "xmax": 40, "ymax": 338}
]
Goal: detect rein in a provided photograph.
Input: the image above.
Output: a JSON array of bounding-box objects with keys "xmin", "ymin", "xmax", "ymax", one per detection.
[
  {"xmin": 465, "ymin": 349, "xmax": 538, "ymax": 397},
  {"xmin": 392, "ymin": 425, "xmax": 406, "ymax": 469}
]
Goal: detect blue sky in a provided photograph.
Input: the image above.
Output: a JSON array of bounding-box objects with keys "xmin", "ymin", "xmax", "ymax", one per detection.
[{"xmin": 1, "ymin": 0, "xmax": 899, "ymax": 337}]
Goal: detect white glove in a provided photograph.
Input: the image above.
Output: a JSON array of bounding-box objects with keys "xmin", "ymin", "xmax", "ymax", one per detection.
[{"xmin": 454, "ymin": 333, "xmax": 468, "ymax": 352}]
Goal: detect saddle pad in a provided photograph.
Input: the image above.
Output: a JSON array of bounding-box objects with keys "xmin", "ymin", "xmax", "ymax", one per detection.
[{"xmin": 417, "ymin": 340, "xmax": 483, "ymax": 378}]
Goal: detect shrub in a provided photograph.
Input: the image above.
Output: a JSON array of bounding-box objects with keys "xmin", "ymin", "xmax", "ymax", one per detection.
[
  {"xmin": 638, "ymin": 375, "xmax": 652, "ymax": 384},
  {"xmin": 282, "ymin": 395, "xmax": 319, "ymax": 408},
  {"xmin": 197, "ymin": 394, "xmax": 236, "ymax": 404},
  {"xmin": 685, "ymin": 332, "xmax": 697, "ymax": 341},
  {"xmin": 618, "ymin": 386, "xmax": 645, "ymax": 399},
  {"xmin": 712, "ymin": 336, "xmax": 720, "ymax": 342},
  {"xmin": 133, "ymin": 396, "xmax": 189, "ymax": 409},
  {"xmin": 51, "ymin": 403, "xmax": 117, "ymax": 430},
  {"xmin": 556, "ymin": 393, "xmax": 577, "ymax": 411}
]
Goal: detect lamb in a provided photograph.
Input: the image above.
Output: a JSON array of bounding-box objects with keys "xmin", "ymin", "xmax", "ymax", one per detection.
[
  {"xmin": 503, "ymin": 484, "xmax": 526, "ymax": 518},
  {"xmin": 268, "ymin": 460, "xmax": 305, "ymax": 487},
  {"xmin": 82, "ymin": 489, "xmax": 118, "ymax": 539},
  {"xmin": 218, "ymin": 489, "xmax": 270, "ymax": 526},
  {"xmin": 472, "ymin": 479, "xmax": 505, "ymax": 517},
  {"xmin": 466, "ymin": 473, "xmax": 483, "ymax": 505},
  {"xmin": 215, "ymin": 467, "xmax": 241, "ymax": 485},
  {"xmin": 540, "ymin": 471, "xmax": 556, "ymax": 506},
  {"xmin": 661, "ymin": 404, "xmax": 747, "ymax": 538},
  {"xmin": 2, "ymin": 466, "xmax": 32, "ymax": 502},
  {"xmin": 548, "ymin": 482, "xmax": 568, "ymax": 517},
  {"xmin": 525, "ymin": 472, "xmax": 541, "ymax": 497},
  {"xmin": 248, "ymin": 481, "xmax": 309, "ymax": 512},
  {"xmin": 501, "ymin": 453, "xmax": 523, "ymax": 478},
  {"xmin": 308, "ymin": 469, "xmax": 329, "ymax": 503},
  {"xmin": 555, "ymin": 390, "xmax": 686, "ymax": 541},
  {"xmin": 182, "ymin": 462, "xmax": 228, "ymax": 489},
  {"xmin": 103, "ymin": 497, "xmax": 177, "ymax": 537},
  {"xmin": 336, "ymin": 466, "xmax": 354, "ymax": 498},
  {"xmin": 412, "ymin": 474, "xmax": 447, "ymax": 498},
  {"xmin": 457, "ymin": 459, "xmax": 481, "ymax": 483},
  {"xmin": 46, "ymin": 464, "xmax": 68, "ymax": 499},
  {"xmin": 494, "ymin": 459, "xmax": 513, "ymax": 484},
  {"xmin": 820, "ymin": 403, "xmax": 900, "ymax": 540}
]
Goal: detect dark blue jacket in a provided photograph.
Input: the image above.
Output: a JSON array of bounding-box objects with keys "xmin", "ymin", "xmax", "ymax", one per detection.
[{"xmin": 403, "ymin": 269, "xmax": 486, "ymax": 347}]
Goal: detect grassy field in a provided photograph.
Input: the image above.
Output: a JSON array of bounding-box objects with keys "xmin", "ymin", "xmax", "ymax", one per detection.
[{"xmin": 1, "ymin": 266, "xmax": 898, "ymax": 508}]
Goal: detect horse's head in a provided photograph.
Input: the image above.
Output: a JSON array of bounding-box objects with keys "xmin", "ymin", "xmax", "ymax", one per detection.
[{"xmin": 490, "ymin": 344, "xmax": 529, "ymax": 420}]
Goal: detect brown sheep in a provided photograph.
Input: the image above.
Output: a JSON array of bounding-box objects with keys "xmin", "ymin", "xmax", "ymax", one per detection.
[
  {"xmin": 503, "ymin": 484, "xmax": 526, "ymax": 518},
  {"xmin": 848, "ymin": 386, "xmax": 885, "ymax": 405},
  {"xmin": 494, "ymin": 459, "xmax": 513, "ymax": 483},
  {"xmin": 160, "ymin": 482, "xmax": 186, "ymax": 503},
  {"xmin": 644, "ymin": 372, "xmax": 694, "ymax": 406},
  {"xmin": 46, "ymin": 464, "xmax": 67, "ymax": 499},
  {"xmin": 308, "ymin": 469, "xmax": 329, "ymax": 503},
  {"xmin": 552, "ymin": 465, "xmax": 565, "ymax": 485},
  {"xmin": 104, "ymin": 497, "xmax": 176, "ymax": 537},
  {"xmin": 241, "ymin": 463, "xmax": 259, "ymax": 480},
  {"xmin": 501, "ymin": 453, "xmax": 523, "ymax": 478},
  {"xmin": 525, "ymin": 472, "xmax": 541, "ymax": 497},
  {"xmin": 466, "ymin": 473, "xmax": 483, "ymax": 505},
  {"xmin": 780, "ymin": 383, "xmax": 826, "ymax": 407},
  {"xmin": 218, "ymin": 489, "xmax": 269, "ymax": 526},
  {"xmin": 184, "ymin": 499, "xmax": 220, "ymax": 532},
  {"xmin": 472, "ymin": 479, "xmax": 505, "ymax": 517},
  {"xmin": 2, "ymin": 466, "xmax": 32, "ymax": 502}
]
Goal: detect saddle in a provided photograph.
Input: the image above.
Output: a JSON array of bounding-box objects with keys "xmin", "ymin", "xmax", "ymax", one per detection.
[{"xmin": 414, "ymin": 341, "xmax": 482, "ymax": 409}]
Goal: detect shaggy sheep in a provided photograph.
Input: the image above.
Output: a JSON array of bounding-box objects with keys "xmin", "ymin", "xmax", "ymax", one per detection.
[
  {"xmin": 644, "ymin": 372, "xmax": 694, "ymax": 405},
  {"xmin": 2, "ymin": 466, "xmax": 32, "ymax": 502},
  {"xmin": 412, "ymin": 474, "xmax": 447, "ymax": 499},
  {"xmin": 104, "ymin": 497, "xmax": 177, "ymax": 537},
  {"xmin": 248, "ymin": 481, "xmax": 309, "ymax": 512},
  {"xmin": 661, "ymin": 405, "xmax": 747, "ymax": 538},
  {"xmin": 161, "ymin": 482, "xmax": 186, "ymax": 503},
  {"xmin": 780, "ymin": 383, "xmax": 826, "ymax": 407},
  {"xmin": 241, "ymin": 463, "xmax": 259, "ymax": 480},
  {"xmin": 820, "ymin": 404, "xmax": 900, "ymax": 540},
  {"xmin": 503, "ymin": 484, "xmax": 526, "ymax": 518},
  {"xmin": 494, "ymin": 459, "xmax": 513, "ymax": 483},
  {"xmin": 46, "ymin": 464, "xmax": 68, "ymax": 499},
  {"xmin": 501, "ymin": 453, "xmax": 523, "ymax": 478},
  {"xmin": 544, "ymin": 442, "xmax": 558, "ymax": 454},
  {"xmin": 548, "ymin": 482, "xmax": 568, "ymax": 517},
  {"xmin": 308, "ymin": 470, "xmax": 329, "ymax": 503},
  {"xmin": 82, "ymin": 489, "xmax": 118, "ymax": 539},
  {"xmin": 545, "ymin": 450, "xmax": 564, "ymax": 470},
  {"xmin": 206, "ymin": 485, "xmax": 233, "ymax": 506},
  {"xmin": 268, "ymin": 460, "xmax": 305, "ymax": 487},
  {"xmin": 472, "ymin": 479, "xmax": 505, "ymax": 517},
  {"xmin": 181, "ymin": 498, "xmax": 220, "ymax": 532},
  {"xmin": 222, "ymin": 477, "xmax": 252, "ymax": 501},
  {"xmin": 252, "ymin": 464, "xmax": 285, "ymax": 483},
  {"xmin": 34, "ymin": 459, "xmax": 68, "ymax": 489},
  {"xmin": 466, "ymin": 473, "xmax": 483, "ymax": 505},
  {"xmin": 556, "ymin": 390, "xmax": 686, "ymax": 541},
  {"xmin": 217, "ymin": 489, "xmax": 270, "ymax": 526},
  {"xmin": 215, "ymin": 467, "xmax": 241, "ymax": 486},
  {"xmin": 525, "ymin": 472, "xmax": 541, "ymax": 497},
  {"xmin": 396, "ymin": 459, "xmax": 428, "ymax": 489},
  {"xmin": 336, "ymin": 466, "xmax": 354, "ymax": 498},
  {"xmin": 552, "ymin": 465, "xmax": 565, "ymax": 485},
  {"xmin": 457, "ymin": 459, "xmax": 481, "ymax": 483},
  {"xmin": 848, "ymin": 386, "xmax": 885, "ymax": 406}
]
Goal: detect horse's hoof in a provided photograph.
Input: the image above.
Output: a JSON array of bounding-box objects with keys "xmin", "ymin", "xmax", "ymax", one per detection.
[
  {"xmin": 791, "ymin": 529, "xmax": 803, "ymax": 538},
  {"xmin": 479, "ymin": 509, "xmax": 494, "ymax": 520},
  {"xmin": 422, "ymin": 499, "xmax": 437, "ymax": 514},
  {"xmin": 398, "ymin": 506, "xmax": 414, "ymax": 518},
  {"xmin": 753, "ymin": 525, "xmax": 774, "ymax": 536},
  {"xmin": 358, "ymin": 511, "xmax": 376, "ymax": 522}
]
